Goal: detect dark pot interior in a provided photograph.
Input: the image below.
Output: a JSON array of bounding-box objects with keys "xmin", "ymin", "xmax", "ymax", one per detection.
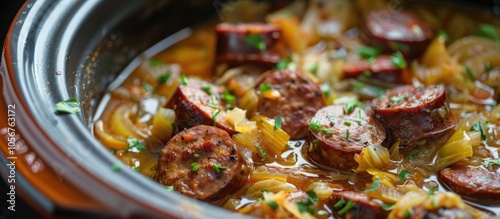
[{"xmin": 2, "ymin": 0, "xmax": 250, "ymax": 218}]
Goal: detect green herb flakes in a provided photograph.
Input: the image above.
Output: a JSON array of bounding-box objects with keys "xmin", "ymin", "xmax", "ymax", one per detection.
[
  {"xmin": 306, "ymin": 189, "xmax": 319, "ymax": 202},
  {"xmin": 470, "ymin": 122, "xmax": 486, "ymax": 140},
  {"xmin": 357, "ymin": 46, "xmax": 381, "ymax": 60},
  {"xmin": 260, "ymin": 82, "xmax": 272, "ymax": 93},
  {"xmin": 390, "ymin": 52, "xmax": 407, "ymax": 69},
  {"xmin": 364, "ymin": 178, "xmax": 380, "ymax": 193},
  {"xmin": 398, "ymin": 169, "xmax": 411, "ymax": 181},
  {"xmin": 244, "ymin": 34, "xmax": 266, "ymax": 51},
  {"xmin": 266, "ymin": 200, "xmax": 279, "ymax": 211},
  {"xmin": 191, "ymin": 162, "xmax": 199, "ymax": 171},
  {"xmin": 180, "ymin": 74, "xmax": 188, "ymax": 85},
  {"xmin": 337, "ymin": 200, "xmax": 355, "ymax": 215},
  {"xmin": 483, "ymin": 158, "xmax": 500, "ymax": 167},
  {"xmin": 201, "ymin": 84, "xmax": 212, "ymax": 95},
  {"xmin": 255, "ymin": 145, "xmax": 267, "ymax": 161},
  {"xmin": 212, "ymin": 109, "xmax": 221, "ymax": 126},
  {"xmin": 126, "ymin": 137, "xmax": 146, "ymax": 152},
  {"xmin": 55, "ymin": 98, "xmax": 81, "ymax": 114},
  {"xmin": 309, "ymin": 120, "xmax": 321, "ymax": 132},
  {"xmin": 143, "ymin": 83, "xmax": 154, "ymax": 91},
  {"xmin": 157, "ymin": 72, "xmax": 171, "ymax": 84},
  {"xmin": 274, "ymin": 115, "xmax": 283, "ymax": 130},
  {"xmin": 389, "ymin": 95, "xmax": 406, "ymax": 103},
  {"xmin": 165, "ymin": 185, "xmax": 174, "ymax": 191}
]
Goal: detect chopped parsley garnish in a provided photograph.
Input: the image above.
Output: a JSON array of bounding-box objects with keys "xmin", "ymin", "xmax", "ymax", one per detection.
[
  {"xmin": 244, "ymin": 33, "xmax": 266, "ymax": 51},
  {"xmin": 357, "ymin": 46, "xmax": 381, "ymax": 60},
  {"xmin": 470, "ymin": 122, "xmax": 486, "ymax": 140},
  {"xmin": 334, "ymin": 197, "xmax": 345, "ymax": 208},
  {"xmin": 297, "ymin": 201, "xmax": 315, "ymax": 215},
  {"xmin": 344, "ymin": 121, "xmax": 351, "ymax": 126},
  {"xmin": 406, "ymin": 152, "xmax": 420, "ymax": 160},
  {"xmin": 321, "ymin": 129, "xmax": 333, "ymax": 135},
  {"xmin": 379, "ymin": 202, "xmax": 395, "ymax": 211},
  {"xmin": 201, "ymin": 84, "xmax": 212, "ymax": 95},
  {"xmin": 428, "ymin": 188, "xmax": 436, "ymax": 195},
  {"xmin": 309, "ymin": 120, "xmax": 321, "ymax": 132},
  {"xmin": 390, "ymin": 52, "xmax": 407, "ymax": 69},
  {"xmin": 309, "ymin": 63, "xmax": 319, "ymax": 74},
  {"xmin": 55, "ymin": 98, "xmax": 81, "ymax": 114},
  {"xmin": 142, "ymin": 83, "xmax": 154, "ymax": 91},
  {"xmin": 191, "ymin": 162, "xmax": 199, "ymax": 171},
  {"xmin": 211, "ymin": 95, "xmax": 218, "ymax": 107},
  {"xmin": 403, "ymin": 209, "xmax": 412, "ymax": 218},
  {"xmin": 212, "ymin": 162, "xmax": 227, "ymax": 174},
  {"xmin": 180, "ymin": 74, "xmax": 188, "ymax": 85},
  {"xmin": 398, "ymin": 169, "xmax": 411, "ymax": 181},
  {"xmin": 346, "ymin": 130, "xmax": 350, "ymax": 141},
  {"xmin": 126, "ymin": 137, "xmax": 146, "ymax": 152},
  {"xmin": 437, "ymin": 29, "xmax": 449, "ymax": 42},
  {"xmin": 274, "ymin": 115, "xmax": 283, "ymax": 130},
  {"xmin": 475, "ymin": 24, "xmax": 500, "ymax": 44},
  {"xmin": 465, "ymin": 66, "xmax": 476, "ymax": 80},
  {"xmin": 364, "ymin": 178, "xmax": 380, "ymax": 193},
  {"xmin": 260, "ymin": 82, "xmax": 272, "ymax": 93},
  {"xmin": 165, "ymin": 185, "xmax": 174, "ymax": 191},
  {"xmin": 321, "ymin": 84, "xmax": 331, "ymax": 98},
  {"xmin": 483, "ymin": 158, "xmax": 500, "ymax": 167},
  {"xmin": 148, "ymin": 59, "xmax": 164, "ymax": 67},
  {"xmin": 112, "ymin": 163, "xmax": 120, "ymax": 172},
  {"xmin": 266, "ymin": 200, "xmax": 279, "ymax": 211},
  {"xmin": 221, "ymin": 89, "xmax": 235, "ymax": 106},
  {"xmin": 344, "ymin": 100, "xmax": 360, "ymax": 114},
  {"xmin": 157, "ymin": 72, "xmax": 171, "ymax": 84},
  {"xmin": 255, "ymin": 145, "xmax": 267, "ymax": 161},
  {"xmin": 389, "ymin": 95, "xmax": 406, "ymax": 103},
  {"xmin": 337, "ymin": 200, "xmax": 355, "ymax": 215},
  {"xmin": 212, "ymin": 109, "xmax": 221, "ymax": 126},
  {"xmin": 275, "ymin": 55, "xmax": 293, "ymax": 70},
  {"xmin": 306, "ymin": 190, "xmax": 319, "ymax": 202}
]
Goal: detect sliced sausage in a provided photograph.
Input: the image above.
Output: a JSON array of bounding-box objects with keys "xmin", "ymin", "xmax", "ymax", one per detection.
[
  {"xmin": 166, "ymin": 78, "xmax": 236, "ymax": 135},
  {"xmin": 330, "ymin": 191, "xmax": 389, "ymax": 219},
  {"xmin": 306, "ymin": 105, "xmax": 386, "ymax": 171},
  {"xmin": 410, "ymin": 206, "xmax": 474, "ymax": 219},
  {"xmin": 440, "ymin": 166, "xmax": 500, "ymax": 202},
  {"xmin": 216, "ymin": 23, "xmax": 284, "ymax": 66},
  {"xmin": 371, "ymin": 85, "xmax": 456, "ymax": 149},
  {"xmin": 157, "ymin": 125, "xmax": 248, "ymax": 201},
  {"xmin": 364, "ymin": 10, "xmax": 433, "ymax": 58},
  {"xmin": 343, "ymin": 55, "xmax": 406, "ymax": 84},
  {"xmin": 255, "ymin": 70, "xmax": 326, "ymax": 139}
]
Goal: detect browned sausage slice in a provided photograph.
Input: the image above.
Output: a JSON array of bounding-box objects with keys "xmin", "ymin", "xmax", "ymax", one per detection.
[
  {"xmin": 410, "ymin": 206, "xmax": 474, "ymax": 219},
  {"xmin": 440, "ymin": 166, "xmax": 500, "ymax": 202},
  {"xmin": 166, "ymin": 78, "xmax": 236, "ymax": 135},
  {"xmin": 330, "ymin": 191, "xmax": 389, "ymax": 219},
  {"xmin": 216, "ymin": 23, "xmax": 283, "ymax": 66},
  {"xmin": 371, "ymin": 85, "xmax": 455, "ymax": 149},
  {"xmin": 157, "ymin": 125, "xmax": 248, "ymax": 201},
  {"xmin": 306, "ymin": 105, "xmax": 386, "ymax": 171},
  {"xmin": 255, "ymin": 70, "xmax": 326, "ymax": 139},
  {"xmin": 364, "ymin": 10, "xmax": 433, "ymax": 58},
  {"xmin": 343, "ymin": 55, "xmax": 405, "ymax": 84}
]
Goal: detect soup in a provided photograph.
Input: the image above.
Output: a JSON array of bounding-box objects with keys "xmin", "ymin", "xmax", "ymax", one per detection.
[{"xmin": 91, "ymin": 1, "xmax": 500, "ymax": 218}]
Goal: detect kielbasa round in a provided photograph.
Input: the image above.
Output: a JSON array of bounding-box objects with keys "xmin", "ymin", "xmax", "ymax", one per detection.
[
  {"xmin": 166, "ymin": 77, "xmax": 236, "ymax": 135},
  {"xmin": 364, "ymin": 10, "xmax": 433, "ymax": 58},
  {"xmin": 216, "ymin": 23, "xmax": 284, "ymax": 66},
  {"xmin": 306, "ymin": 105, "xmax": 386, "ymax": 171},
  {"xmin": 157, "ymin": 125, "xmax": 248, "ymax": 201},
  {"xmin": 440, "ymin": 166, "xmax": 500, "ymax": 202},
  {"xmin": 343, "ymin": 55, "xmax": 406, "ymax": 84},
  {"xmin": 255, "ymin": 70, "xmax": 326, "ymax": 139},
  {"xmin": 371, "ymin": 85, "xmax": 455, "ymax": 149}
]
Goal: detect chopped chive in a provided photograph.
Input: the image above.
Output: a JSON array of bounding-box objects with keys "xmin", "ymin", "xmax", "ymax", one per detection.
[
  {"xmin": 321, "ymin": 83, "xmax": 331, "ymax": 98},
  {"xmin": 406, "ymin": 152, "xmax": 420, "ymax": 160},
  {"xmin": 428, "ymin": 188, "xmax": 436, "ymax": 195},
  {"xmin": 212, "ymin": 162, "xmax": 227, "ymax": 174},
  {"xmin": 126, "ymin": 137, "xmax": 146, "ymax": 152},
  {"xmin": 345, "ymin": 130, "xmax": 350, "ymax": 141},
  {"xmin": 334, "ymin": 197, "xmax": 345, "ymax": 208},
  {"xmin": 312, "ymin": 139, "xmax": 319, "ymax": 146},
  {"xmin": 201, "ymin": 84, "xmax": 212, "ymax": 95},
  {"xmin": 345, "ymin": 100, "xmax": 360, "ymax": 114},
  {"xmin": 354, "ymin": 137, "xmax": 361, "ymax": 141},
  {"xmin": 398, "ymin": 169, "xmax": 411, "ymax": 181},
  {"xmin": 133, "ymin": 167, "xmax": 140, "ymax": 172},
  {"xmin": 484, "ymin": 62, "xmax": 493, "ymax": 74},
  {"xmin": 274, "ymin": 115, "xmax": 283, "ymax": 130},
  {"xmin": 362, "ymin": 70, "xmax": 372, "ymax": 77},
  {"xmin": 275, "ymin": 55, "xmax": 293, "ymax": 70},
  {"xmin": 309, "ymin": 63, "xmax": 319, "ymax": 74},
  {"xmin": 143, "ymin": 83, "xmax": 154, "ymax": 91},
  {"xmin": 244, "ymin": 33, "xmax": 266, "ymax": 51},
  {"xmin": 337, "ymin": 200, "xmax": 355, "ymax": 215},
  {"xmin": 389, "ymin": 95, "xmax": 406, "ymax": 103},
  {"xmin": 266, "ymin": 200, "xmax": 279, "ymax": 211},
  {"xmin": 470, "ymin": 122, "xmax": 486, "ymax": 140},
  {"xmin": 364, "ymin": 178, "xmax": 380, "ymax": 193},
  {"xmin": 321, "ymin": 128, "xmax": 333, "ymax": 135},
  {"xmin": 306, "ymin": 189, "xmax": 319, "ymax": 202},
  {"xmin": 309, "ymin": 120, "xmax": 321, "ymax": 132},
  {"xmin": 344, "ymin": 121, "xmax": 351, "ymax": 126},
  {"xmin": 180, "ymin": 74, "xmax": 188, "ymax": 85},
  {"xmin": 255, "ymin": 145, "xmax": 267, "ymax": 161},
  {"xmin": 483, "ymin": 158, "xmax": 500, "ymax": 167},
  {"xmin": 212, "ymin": 109, "xmax": 221, "ymax": 126},
  {"xmin": 317, "ymin": 210, "xmax": 329, "ymax": 215},
  {"xmin": 379, "ymin": 202, "xmax": 395, "ymax": 211},
  {"xmin": 112, "ymin": 163, "xmax": 120, "ymax": 172},
  {"xmin": 148, "ymin": 59, "xmax": 164, "ymax": 66},
  {"xmin": 193, "ymin": 153, "xmax": 200, "ymax": 158},
  {"xmin": 475, "ymin": 24, "xmax": 500, "ymax": 44},
  {"xmin": 465, "ymin": 66, "xmax": 476, "ymax": 80},
  {"xmin": 165, "ymin": 185, "xmax": 174, "ymax": 191},
  {"xmin": 157, "ymin": 72, "xmax": 171, "ymax": 84},
  {"xmin": 403, "ymin": 209, "xmax": 412, "ymax": 218},
  {"xmin": 55, "ymin": 98, "xmax": 81, "ymax": 114},
  {"xmin": 260, "ymin": 82, "xmax": 272, "ymax": 93},
  {"xmin": 191, "ymin": 162, "xmax": 199, "ymax": 171},
  {"xmin": 437, "ymin": 29, "xmax": 449, "ymax": 42},
  {"xmin": 357, "ymin": 46, "xmax": 381, "ymax": 60},
  {"xmin": 390, "ymin": 52, "xmax": 407, "ymax": 69}
]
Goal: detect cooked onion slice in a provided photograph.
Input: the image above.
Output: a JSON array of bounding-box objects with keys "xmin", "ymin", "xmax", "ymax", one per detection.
[{"xmin": 433, "ymin": 129, "xmax": 473, "ymax": 171}]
